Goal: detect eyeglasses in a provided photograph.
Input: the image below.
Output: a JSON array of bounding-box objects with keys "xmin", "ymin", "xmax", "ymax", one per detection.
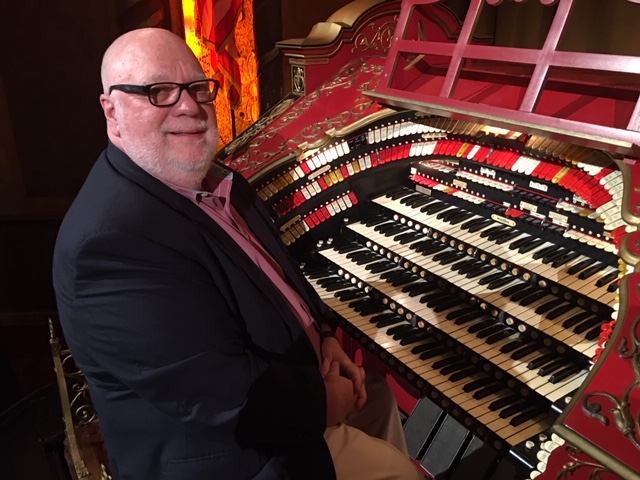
[{"xmin": 108, "ymin": 79, "xmax": 220, "ymax": 107}]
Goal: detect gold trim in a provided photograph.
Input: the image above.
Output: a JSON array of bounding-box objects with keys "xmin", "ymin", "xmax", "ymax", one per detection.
[{"xmin": 553, "ymin": 276, "xmax": 640, "ymax": 480}]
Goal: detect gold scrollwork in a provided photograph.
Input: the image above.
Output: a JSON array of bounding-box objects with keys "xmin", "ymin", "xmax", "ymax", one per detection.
[
  {"xmin": 351, "ymin": 18, "xmax": 397, "ymax": 53},
  {"xmin": 554, "ymin": 445, "xmax": 613, "ymax": 480},
  {"xmin": 581, "ymin": 315, "xmax": 640, "ymax": 450}
]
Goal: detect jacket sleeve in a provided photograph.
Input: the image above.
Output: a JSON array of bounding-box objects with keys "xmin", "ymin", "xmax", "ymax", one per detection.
[{"xmin": 65, "ymin": 229, "xmax": 326, "ymax": 453}]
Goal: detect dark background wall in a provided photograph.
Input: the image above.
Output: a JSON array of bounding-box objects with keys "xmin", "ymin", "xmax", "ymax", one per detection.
[{"xmin": 1, "ymin": 0, "xmax": 639, "ymax": 413}]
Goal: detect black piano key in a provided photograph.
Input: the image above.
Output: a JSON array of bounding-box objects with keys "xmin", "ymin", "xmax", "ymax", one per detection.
[
  {"xmin": 398, "ymin": 330, "xmax": 428, "ymax": 344},
  {"xmin": 538, "ymin": 358, "xmax": 565, "ymax": 376},
  {"xmin": 336, "ymin": 289, "xmax": 366, "ymax": 301},
  {"xmin": 510, "ymin": 343, "xmax": 540, "ymax": 360},
  {"xmin": 376, "ymin": 316, "xmax": 404, "ymax": 328},
  {"xmin": 546, "ymin": 303, "xmax": 575, "ymax": 320},
  {"xmin": 551, "ymin": 250, "xmax": 581, "ymax": 268},
  {"xmin": 348, "ymin": 297, "xmax": 374, "ymax": 309},
  {"xmin": 369, "ymin": 312, "xmax": 396, "ymax": 323},
  {"xmin": 391, "ymin": 274, "xmax": 419, "ymax": 287},
  {"xmin": 486, "ymin": 328, "xmax": 516, "ymax": 344},
  {"xmin": 433, "ymin": 299, "xmax": 463, "ymax": 313},
  {"xmin": 519, "ymin": 290, "xmax": 548, "ymax": 306},
  {"xmin": 478, "ymin": 271, "xmax": 506, "ymax": 286},
  {"xmin": 501, "ymin": 282, "xmax": 529, "ymax": 297},
  {"xmin": 494, "ymin": 229, "xmax": 522, "ymax": 245},
  {"xmin": 500, "ymin": 338, "xmax": 528, "ymax": 354},
  {"xmin": 573, "ymin": 316, "xmax": 604, "ymax": 334},
  {"xmin": 447, "ymin": 306, "xmax": 481, "ymax": 320},
  {"xmin": 460, "ymin": 217, "xmax": 488, "ymax": 231},
  {"xmin": 562, "ymin": 311, "xmax": 594, "ymax": 328},
  {"xmin": 439, "ymin": 253, "xmax": 465, "ymax": 266},
  {"xmin": 585, "ymin": 324, "xmax": 605, "ymax": 341},
  {"xmin": 450, "ymin": 258, "xmax": 477, "ymax": 272},
  {"xmin": 432, "ymin": 250, "xmax": 460, "ymax": 263},
  {"xmin": 410, "ymin": 340, "xmax": 439, "ymax": 354},
  {"xmin": 518, "ymin": 238, "xmax": 546, "ymax": 254},
  {"xmin": 498, "ymin": 400, "xmax": 529, "ymax": 419},
  {"xmin": 549, "ymin": 365, "xmax": 582, "ymax": 384},
  {"xmin": 436, "ymin": 207, "xmax": 459, "ymax": 220},
  {"xmin": 466, "ymin": 265, "xmax": 492, "ymax": 278},
  {"xmin": 607, "ymin": 280, "xmax": 619, "ymax": 292},
  {"xmin": 454, "ymin": 312, "xmax": 486, "ymax": 325},
  {"xmin": 422, "ymin": 202, "xmax": 450, "ymax": 215},
  {"xmin": 541, "ymin": 248, "xmax": 568, "ymax": 264},
  {"xmin": 449, "ymin": 367, "xmax": 480, "ymax": 382},
  {"xmin": 386, "ymin": 323, "xmax": 414, "ymax": 335},
  {"xmin": 359, "ymin": 304, "xmax": 388, "ymax": 315},
  {"xmin": 380, "ymin": 269, "xmax": 405, "ymax": 280},
  {"xmin": 479, "ymin": 226, "xmax": 504, "ymax": 239},
  {"xmin": 511, "ymin": 286, "xmax": 539, "ymax": 302},
  {"xmin": 488, "ymin": 393, "xmax": 521, "ymax": 411},
  {"xmin": 440, "ymin": 361, "xmax": 469, "ymax": 375},
  {"xmin": 532, "ymin": 244, "xmax": 557, "ymax": 260},
  {"xmin": 420, "ymin": 345, "xmax": 452, "ymax": 360},
  {"xmin": 467, "ymin": 319, "xmax": 495, "ymax": 334},
  {"xmin": 473, "ymin": 383, "xmax": 506, "ymax": 400},
  {"xmin": 458, "ymin": 261, "xmax": 485, "ymax": 274},
  {"xmin": 420, "ymin": 291, "xmax": 443, "ymax": 304},
  {"xmin": 431, "ymin": 356, "xmax": 465, "ymax": 371},
  {"xmin": 467, "ymin": 219, "xmax": 494, "ymax": 234},
  {"xmin": 487, "ymin": 275, "xmax": 515, "ymax": 290},
  {"xmin": 476, "ymin": 324, "xmax": 506, "ymax": 339},
  {"xmin": 448, "ymin": 211, "xmax": 475, "ymax": 225},
  {"xmin": 578, "ymin": 262, "xmax": 607, "ymax": 280},
  {"xmin": 408, "ymin": 283, "xmax": 438, "ymax": 297},
  {"xmin": 463, "ymin": 377, "xmax": 492, "ymax": 393},
  {"xmin": 596, "ymin": 270, "xmax": 619, "ymax": 287},
  {"xmin": 509, "ymin": 235, "xmax": 533, "ymax": 250},
  {"xmin": 567, "ymin": 257, "xmax": 597, "ymax": 275},
  {"xmin": 325, "ymin": 281, "xmax": 353, "ymax": 292},
  {"xmin": 527, "ymin": 352, "xmax": 557, "ymax": 370},
  {"xmin": 509, "ymin": 407, "xmax": 542, "ymax": 426},
  {"xmin": 335, "ymin": 243, "xmax": 362, "ymax": 254},
  {"xmin": 389, "ymin": 188, "xmax": 413, "ymax": 200},
  {"xmin": 534, "ymin": 298, "xmax": 564, "ymax": 314},
  {"xmin": 486, "ymin": 227, "xmax": 510, "ymax": 242}
]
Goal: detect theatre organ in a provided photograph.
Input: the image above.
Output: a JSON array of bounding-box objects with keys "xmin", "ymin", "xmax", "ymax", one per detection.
[{"xmin": 217, "ymin": 0, "xmax": 640, "ymax": 478}]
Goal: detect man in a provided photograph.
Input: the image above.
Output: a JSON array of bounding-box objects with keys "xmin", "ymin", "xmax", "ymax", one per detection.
[{"xmin": 53, "ymin": 28, "xmax": 422, "ymax": 480}]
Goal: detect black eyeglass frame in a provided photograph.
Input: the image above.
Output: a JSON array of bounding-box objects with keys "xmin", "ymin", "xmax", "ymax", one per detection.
[{"xmin": 108, "ymin": 79, "xmax": 220, "ymax": 107}]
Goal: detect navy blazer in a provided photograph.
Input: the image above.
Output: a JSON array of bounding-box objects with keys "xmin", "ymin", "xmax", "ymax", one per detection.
[{"xmin": 53, "ymin": 142, "xmax": 337, "ymax": 480}]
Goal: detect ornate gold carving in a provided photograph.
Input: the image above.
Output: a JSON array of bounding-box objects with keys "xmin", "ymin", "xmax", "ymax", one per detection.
[
  {"xmin": 555, "ymin": 445, "xmax": 613, "ymax": 479},
  {"xmin": 581, "ymin": 314, "xmax": 640, "ymax": 450},
  {"xmin": 224, "ymin": 59, "xmax": 381, "ymax": 177},
  {"xmin": 351, "ymin": 18, "xmax": 397, "ymax": 53},
  {"xmin": 292, "ymin": 65, "xmax": 305, "ymax": 95}
]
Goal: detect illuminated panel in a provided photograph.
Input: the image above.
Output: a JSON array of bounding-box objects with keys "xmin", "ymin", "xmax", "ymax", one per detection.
[{"xmin": 182, "ymin": 0, "xmax": 259, "ymax": 146}]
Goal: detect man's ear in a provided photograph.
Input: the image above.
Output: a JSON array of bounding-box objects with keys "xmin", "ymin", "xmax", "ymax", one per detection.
[{"xmin": 100, "ymin": 93, "xmax": 120, "ymax": 139}]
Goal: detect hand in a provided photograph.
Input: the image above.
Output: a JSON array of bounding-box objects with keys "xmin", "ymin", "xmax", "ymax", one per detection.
[
  {"xmin": 323, "ymin": 361, "xmax": 357, "ymax": 426},
  {"xmin": 320, "ymin": 336, "xmax": 367, "ymax": 409}
]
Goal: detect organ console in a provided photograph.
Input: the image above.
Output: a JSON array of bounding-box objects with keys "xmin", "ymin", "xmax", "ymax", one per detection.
[{"xmin": 218, "ymin": 0, "xmax": 640, "ymax": 478}]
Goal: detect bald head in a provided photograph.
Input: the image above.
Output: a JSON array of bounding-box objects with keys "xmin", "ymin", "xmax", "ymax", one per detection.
[
  {"xmin": 98, "ymin": 28, "xmax": 219, "ymax": 189},
  {"xmin": 101, "ymin": 28, "xmax": 203, "ymax": 93}
]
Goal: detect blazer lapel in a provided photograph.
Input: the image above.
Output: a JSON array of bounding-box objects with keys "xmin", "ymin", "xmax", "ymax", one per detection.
[{"xmin": 105, "ymin": 143, "xmax": 315, "ymax": 352}]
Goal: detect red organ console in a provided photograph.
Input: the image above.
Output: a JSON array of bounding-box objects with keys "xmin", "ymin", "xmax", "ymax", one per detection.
[{"xmin": 217, "ymin": 0, "xmax": 640, "ymax": 478}]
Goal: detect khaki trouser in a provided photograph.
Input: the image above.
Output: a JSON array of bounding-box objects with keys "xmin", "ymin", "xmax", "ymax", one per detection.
[{"xmin": 324, "ymin": 374, "xmax": 424, "ymax": 480}]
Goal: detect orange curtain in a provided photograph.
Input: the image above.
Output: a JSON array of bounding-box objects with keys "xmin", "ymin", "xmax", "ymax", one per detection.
[{"xmin": 195, "ymin": 0, "xmax": 243, "ymax": 109}]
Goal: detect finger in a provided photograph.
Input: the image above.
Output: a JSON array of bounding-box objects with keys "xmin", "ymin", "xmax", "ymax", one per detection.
[
  {"xmin": 329, "ymin": 360, "xmax": 340, "ymax": 376},
  {"xmin": 320, "ymin": 357, "xmax": 331, "ymax": 377}
]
